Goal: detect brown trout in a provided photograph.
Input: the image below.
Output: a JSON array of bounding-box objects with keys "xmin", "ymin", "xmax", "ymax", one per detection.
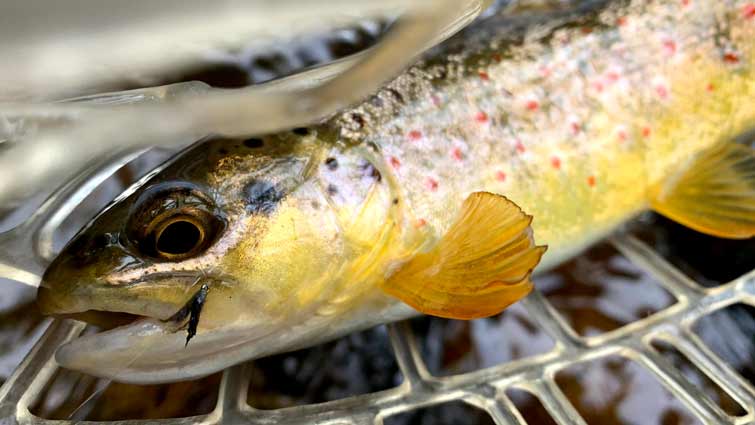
[{"xmin": 38, "ymin": 0, "xmax": 755, "ymax": 383}]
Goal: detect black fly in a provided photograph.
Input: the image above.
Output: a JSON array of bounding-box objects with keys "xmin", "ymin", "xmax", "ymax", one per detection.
[
  {"xmin": 185, "ymin": 283, "xmax": 209, "ymax": 346},
  {"xmin": 167, "ymin": 283, "xmax": 209, "ymax": 347}
]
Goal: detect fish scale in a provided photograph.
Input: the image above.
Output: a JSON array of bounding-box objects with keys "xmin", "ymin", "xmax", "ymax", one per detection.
[{"xmin": 337, "ymin": 0, "xmax": 755, "ymax": 269}]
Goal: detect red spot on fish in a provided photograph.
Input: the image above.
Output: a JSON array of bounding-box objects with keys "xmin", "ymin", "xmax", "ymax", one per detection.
[
  {"xmin": 642, "ymin": 126, "xmax": 651, "ymax": 138},
  {"xmin": 581, "ymin": 27, "xmax": 593, "ymax": 35},
  {"xmin": 681, "ymin": 0, "xmax": 690, "ymax": 6},
  {"xmin": 415, "ymin": 218, "xmax": 427, "ymax": 228},
  {"xmin": 617, "ymin": 130, "xmax": 627, "ymax": 143},
  {"xmin": 539, "ymin": 66, "xmax": 552, "ymax": 78},
  {"xmin": 723, "ymin": 52, "xmax": 740, "ymax": 64},
  {"xmin": 475, "ymin": 111, "xmax": 489, "ymax": 123},
  {"xmin": 744, "ymin": 4, "xmax": 755, "ymax": 19},
  {"xmin": 706, "ymin": 83, "xmax": 715, "ymax": 92},
  {"xmin": 587, "ymin": 175, "xmax": 596, "ymax": 187},
  {"xmin": 551, "ymin": 156, "xmax": 561, "ymax": 169},
  {"xmin": 656, "ymin": 84, "xmax": 669, "ymax": 99},
  {"xmin": 495, "ymin": 170, "xmax": 507, "ymax": 182},
  {"xmin": 593, "ymin": 81, "xmax": 605, "ymax": 92},
  {"xmin": 570, "ymin": 122, "xmax": 581, "ymax": 135},
  {"xmin": 478, "ymin": 71, "xmax": 490, "ymax": 81},
  {"xmin": 515, "ymin": 140, "xmax": 526, "ymax": 154},
  {"xmin": 408, "ymin": 130, "xmax": 422, "ymax": 141},
  {"xmin": 389, "ymin": 156, "xmax": 401, "ymax": 169},
  {"xmin": 451, "ymin": 147, "xmax": 464, "ymax": 161},
  {"xmin": 492, "ymin": 53, "xmax": 502, "ymax": 63},
  {"xmin": 616, "ymin": 16, "xmax": 627, "ymax": 26},
  {"xmin": 525, "ymin": 100, "xmax": 539, "ymax": 111},
  {"xmin": 426, "ymin": 178, "xmax": 439, "ymax": 191},
  {"xmin": 606, "ymin": 71, "xmax": 620, "ymax": 83},
  {"xmin": 662, "ymin": 40, "xmax": 677, "ymax": 56}
]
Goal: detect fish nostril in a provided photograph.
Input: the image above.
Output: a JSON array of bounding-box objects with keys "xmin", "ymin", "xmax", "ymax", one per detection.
[
  {"xmin": 63, "ymin": 232, "xmax": 117, "ymax": 268},
  {"xmin": 91, "ymin": 233, "xmax": 115, "ymax": 250}
]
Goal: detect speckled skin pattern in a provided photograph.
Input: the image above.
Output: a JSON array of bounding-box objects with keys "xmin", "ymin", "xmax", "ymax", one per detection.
[
  {"xmin": 37, "ymin": 0, "xmax": 755, "ymax": 383},
  {"xmin": 335, "ymin": 0, "xmax": 755, "ymax": 269}
]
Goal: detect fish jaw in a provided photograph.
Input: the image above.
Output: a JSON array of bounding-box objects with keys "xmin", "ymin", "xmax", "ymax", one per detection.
[
  {"xmin": 37, "ymin": 236, "xmax": 205, "ymax": 323},
  {"xmin": 53, "ymin": 318, "xmax": 267, "ymax": 384},
  {"xmin": 53, "ymin": 293, "xmax": 414, "ymax": 384}
]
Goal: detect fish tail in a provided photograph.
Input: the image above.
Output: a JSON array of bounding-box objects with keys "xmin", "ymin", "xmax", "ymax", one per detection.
[{"xmin": 649, "ymin": 141, "xmax": 755, "ymax": 239}]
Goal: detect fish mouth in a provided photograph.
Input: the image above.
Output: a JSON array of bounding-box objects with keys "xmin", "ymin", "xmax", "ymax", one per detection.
[
  {"xmin": 56, "ymin": 310, "xmax": 147, "ymax": 331},
  {"xmin": 45, "ymin": 283, "xmax": 246, "ymax": 384},
  {"xmin": 48, "ymin": 283, "xmax": 208, "ymax": 339}
]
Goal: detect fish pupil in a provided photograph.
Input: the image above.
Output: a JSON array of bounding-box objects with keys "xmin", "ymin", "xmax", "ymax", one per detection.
[{"xmin": 156, "ymin": 220, "xmax": 202, "ymax": 255}]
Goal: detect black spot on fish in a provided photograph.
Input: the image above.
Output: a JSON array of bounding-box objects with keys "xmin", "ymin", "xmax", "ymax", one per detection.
[
  {"xmin": 387, "ymin": 88, "xmax": 404, "ymax": 103},
  {"xmin": 435, "ymin": 66, "xmax": 448, "ymax": 80},
  {"xmin": 292, "ymin": 127, "xmax": 310, "ymax": 136},
  {"xmin": 368, "ymin": 164, "xmax": 381, "ymax": 182},
  {"xmin": 218, "ymin": 148, "xmax": 229, "ymax": 155},
  {"xmin": 244, "ymin": 179, "xmax": 283, "ymax": 214},
  {"xmin": 325, "ymin": 157, "xmax": 338, "ymax": 171},
  {"xmin": 243, "ymin": 138, "xmax": 264, "ymax": 149},
  {"xmin": 392, "ymin": 198, "xmax": 399, "ymax": 205},
  {"xmin": 351, "ymin": 113, "xmax": 366, "ymax": 129},
  {"xmin": 359, "ymin": 160, "xmax": 381, "ymax": 182},
  {"xmin": 327, "ymin": 184, "xmax": 338, "ymax": 196}
]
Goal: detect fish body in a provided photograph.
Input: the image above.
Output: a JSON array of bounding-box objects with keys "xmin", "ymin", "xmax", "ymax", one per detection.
[{"xmin": 38, "ymin": 0, "xmax": 755, "ymax": 383}]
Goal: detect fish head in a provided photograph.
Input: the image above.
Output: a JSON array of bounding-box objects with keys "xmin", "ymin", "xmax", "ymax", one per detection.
[{"xmin": 38, "ymin": 133, "xmax": 406, "ymax": 383}]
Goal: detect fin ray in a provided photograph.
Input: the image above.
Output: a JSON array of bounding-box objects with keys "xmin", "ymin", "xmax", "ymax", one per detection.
[
  {"xmin": 650, "ymin": 143, "xmax": 755, "ymax": 239},
  {"xmin": 380, "ymin": 192, "xmax": 546, "ymax": 319}
]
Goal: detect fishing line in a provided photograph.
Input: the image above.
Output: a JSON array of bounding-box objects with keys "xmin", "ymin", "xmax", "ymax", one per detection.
[
  {"xmin": 65, "ymin": 276, "xmax": 211, "ymax": 419},
  {"xmin": 66, "ymin": 334, "xmax": 153, "ymax": 420}
]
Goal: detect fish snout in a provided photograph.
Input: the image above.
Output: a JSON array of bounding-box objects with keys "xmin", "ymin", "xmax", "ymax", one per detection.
[{"xmin": 37, "ymin": 231, "xmax": 143, "ymax": 316}]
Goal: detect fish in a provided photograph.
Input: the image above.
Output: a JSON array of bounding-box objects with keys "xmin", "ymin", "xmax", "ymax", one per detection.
[{"xmin": 37, "ymin": 0, "xmax": 755, "ymax": 383}]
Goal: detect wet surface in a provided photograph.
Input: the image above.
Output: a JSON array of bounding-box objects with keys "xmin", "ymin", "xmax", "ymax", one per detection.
[
  {"xmin": 0, "ymin": 295, "xmax": 47, "ymax": 388},
  {"xmin": 411, "ymin": 301, "xmax": 555, "ymax": 376},
  {"xmin": 555, "ymin": 355, "xmax": 701, "ymax": 425},
  {"xmin": 246, "ymin": 325, "xmax": 401, "ymax": 409},
  {"xmin": 536, "ymin": 240, "xmax": 676, "ymax": 337},
  {"xmin": 633, "ymin": 214, "xmax": 755, "ymax": 286},
  {"xmin": 650, "ymin": 339, "xmax": 746, "ymax": 417},
  {"xmin": 383, "ymin": 401, "xmax": 496, "ymax": 425},
  {"xmin": 30, "ymin": 368, "xmax": 221, "ymax": 420},
  {"xmin": 1, "ymin": 189, "xmax": 753, "ymax": 425},
  {"xmin": 506, "ymin": 389, "xmax": 559, "ymax": 425},
  {"xmin": 693, "ymin": 303, "xmax": 755, "ymax": 388},
  {"xmin": 2, "ymin": 210, "xmax": 754, "ymax": 422},
  {"xmin": 2, "ymin": 4, "xmax": 754, "ymax": 421}
]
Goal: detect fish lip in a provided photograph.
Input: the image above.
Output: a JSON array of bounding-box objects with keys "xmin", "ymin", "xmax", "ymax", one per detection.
[
  {"xmin": 54, "ymin": 317, "xmax": 178, "ymax": 383},
  {"xmin": 55, "ymin": 310, "xmax": 147, "ymax": 331},
  {"xmin": 104, "ymin": 270, "xmax": 205, "ymax": 287}
]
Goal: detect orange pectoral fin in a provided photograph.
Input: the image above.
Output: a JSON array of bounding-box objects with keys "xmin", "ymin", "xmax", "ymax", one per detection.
[
  {"xmin": 650, "ymin": 143, "xmax": 755, "ymax": 239},
  {"xmin": 380, "ymin": 192, "xmax": 546, "ymax": 320}
]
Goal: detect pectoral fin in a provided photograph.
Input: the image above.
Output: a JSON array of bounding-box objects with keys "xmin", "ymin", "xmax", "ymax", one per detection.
[
  {"xmin": 380, "ymin": 192, "xmax": 546, "ymax": 319},
  {"xmin": 650, "ymin": 143, "xmax": 755, "ymax": 239}
]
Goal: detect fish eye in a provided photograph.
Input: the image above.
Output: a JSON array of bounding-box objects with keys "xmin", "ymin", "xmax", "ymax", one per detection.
[
  {"xmin": 127, "ymin": 185, "xmax": 224, "ymax": 261},
  {"xmin": 151, "ymin": 211, "xmax": 207, "ymax": 260}
]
